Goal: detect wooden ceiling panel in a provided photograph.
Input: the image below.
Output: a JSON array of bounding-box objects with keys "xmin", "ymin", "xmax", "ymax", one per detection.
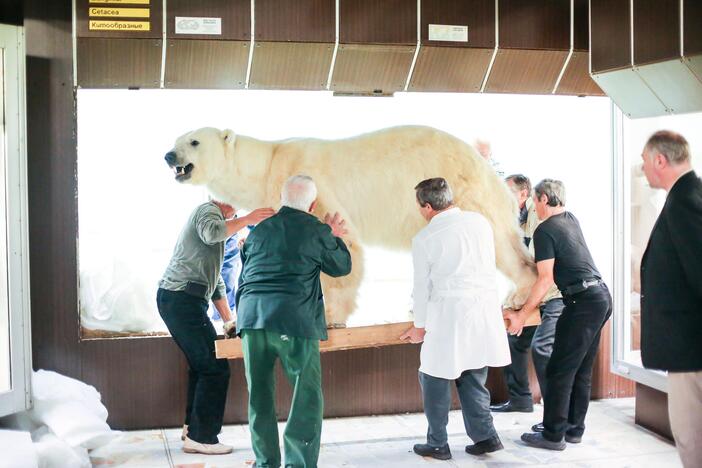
[
  {"xmin": 164, "ymin": 40, "xmax": 249, "ymax": 89},
  {"xmin": 409, "ymin": 47, "xmax": 493, "ymax": 93},
  {"xmin": 77, "ymin": 38, "xmax": 162, "ymax": 88},
  {"xmin": 166, "ymin": 0, "xmax": 250, "ymax": 41},
  {"xmin": 555, "ymin": 51, "xmax": 605, "ymax": 96},
  {"xmin": 339, "ymin": 0, "xmax": 416, "ymax": 45},
  {"xmin": 684, "ymin": 0, "xmax": 702, "ymax": 56},
  {"xmin": 590, "ymin": 0, "xmax": 631, "ymax": 73},
  {"xmin": 498, "ymin": 0, "xmax": 569, "ymax": 50},
  {"xmin": 633, "ymin": 0, "xmax": 680, "ymax": 66},
  {"xmin": 249, "ymin": 42, "xmax": 333, "ymax": 90},
  {"xmin": 485, "ymin": 48, "xmax": 568, "ymax": 94},
  {"xmin": 255, "ymin": 0, "xmax": 334, "ymax": 43},
  {"xmin": 331, "ymin": 44, "xmax": 415, "ymax": 93}
]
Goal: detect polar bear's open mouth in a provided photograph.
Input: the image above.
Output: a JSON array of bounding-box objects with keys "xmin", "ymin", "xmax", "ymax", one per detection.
[{"xmin": 173, "ymin": 163, "xmax": 194, "ymax": 181}]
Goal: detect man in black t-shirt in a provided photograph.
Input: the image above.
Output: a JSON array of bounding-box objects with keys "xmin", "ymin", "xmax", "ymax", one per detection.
[{"xmin": 504, "ymin": 179, "xmax": 611, "ymax": 451}]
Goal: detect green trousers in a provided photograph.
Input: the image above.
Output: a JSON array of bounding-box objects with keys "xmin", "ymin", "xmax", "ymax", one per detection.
[{"xmin": 241, "ymin": 329, "xmax": 323, "ymax": 468}]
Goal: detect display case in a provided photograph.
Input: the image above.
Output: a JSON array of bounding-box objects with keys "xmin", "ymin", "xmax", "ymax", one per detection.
[{"xmin": 611, "ymin": 105, "xmax": 702, "ymax": 393}]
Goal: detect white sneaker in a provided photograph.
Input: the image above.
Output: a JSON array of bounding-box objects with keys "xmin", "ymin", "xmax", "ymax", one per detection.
[
  {"xmin": 181, "ymin": 424, "xmax": 188, "ymax": 441},
  {"xmin": 183, "ymin": 436, "xmax": 233, "ymax": 455}
]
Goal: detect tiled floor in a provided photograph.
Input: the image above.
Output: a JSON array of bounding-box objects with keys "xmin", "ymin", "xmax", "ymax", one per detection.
[{"xmin": 89, "ymin": 398, "xmax": 682, "ymax": 467}]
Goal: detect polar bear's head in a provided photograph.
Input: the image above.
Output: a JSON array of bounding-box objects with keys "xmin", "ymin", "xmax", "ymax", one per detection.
[{"xmin": 164, "ymin": 127, "xmax": 235, "ymax": 185}]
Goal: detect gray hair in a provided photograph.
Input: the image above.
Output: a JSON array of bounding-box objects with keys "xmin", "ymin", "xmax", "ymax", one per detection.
[
  {"xmin": 281, "ymin": 174, "xmax": 317, "ymax": 211},
  {"xmin": 644, "ymin": 130, "xmax": 690, "ymax": 165},
  {"xmin": 534, "ymin": 179, "xmax": 566, "ymax": 207},
  {"xmin": 505, "ymin": 174, "xmax": 532, "ymax": 194},
  {"xmin": 414, "ymin": 177, "xmax": 453, "ymax": 210}
]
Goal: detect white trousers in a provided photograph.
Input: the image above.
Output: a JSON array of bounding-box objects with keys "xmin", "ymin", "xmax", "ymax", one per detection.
[{"xmin": 668, "ymin": 371, "xmax": 702, "ymax": 468}]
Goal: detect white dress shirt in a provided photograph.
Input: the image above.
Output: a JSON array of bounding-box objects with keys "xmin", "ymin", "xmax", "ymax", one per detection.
[{"xmin": 412, "ymin": 207, "xmax": 511, "ymax": 380}]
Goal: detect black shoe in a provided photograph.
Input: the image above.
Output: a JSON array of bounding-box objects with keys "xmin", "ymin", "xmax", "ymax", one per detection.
[
  {"xmin": 565, "ymin": 433, "xmax": 582, "ymax": 444},
  {"xmin": 465, "ymin": 435, "xmax": 504, "ymax": 455},
  {"xmin": 531, "ymin": 422, "xmax": 544, "ymax": 432},
  {"xmin": 520, "ymin": 432, "xmax": 566, "ymax": 451},
  {"xmin": 489, "ymin": 402, "xmax": 534, "ymax": 413},
  {"xmin": 413, "ymin": 443, "xmax": 452, "ymax": 460}
]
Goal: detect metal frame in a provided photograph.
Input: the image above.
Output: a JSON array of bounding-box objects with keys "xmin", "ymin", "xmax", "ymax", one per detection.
[
  {"xmin": 0, "ymin": 24, "xmax": 33, "ymax": 417},
  {"xmin": 609, "ymin": 102, "xmax": 667, "ymax": 393}
]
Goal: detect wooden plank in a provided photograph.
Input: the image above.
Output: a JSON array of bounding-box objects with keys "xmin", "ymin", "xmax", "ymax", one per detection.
[
  {"xmin": 485, "ymin": 48, "xmax": 569, "ymax": 94},
  {"xmin": 216, "ymin": 321, "xmax": 415, "ymax": 359},
  {"xmin": 331, "ymin": 43, "xmax": 415, "ymax": 93},
  {"xmin": 77, "ymin": 37, "xmax": 162, "ymax": 88},
  {"xmin": 165, "ymin": 39, "xmax": 249, "ymax": 89},
  {"xmin": 249, "ymin": 41, "xmax": 333, "ymax": 90},
  {"xmin": 409, "ymin": 46, "xmax": 493, "ymax": 93}
]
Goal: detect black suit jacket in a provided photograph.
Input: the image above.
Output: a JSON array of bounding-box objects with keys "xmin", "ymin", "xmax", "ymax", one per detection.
[{"xmin": 640, "ymin": 171, "xmax": 702, "ymax": 371}]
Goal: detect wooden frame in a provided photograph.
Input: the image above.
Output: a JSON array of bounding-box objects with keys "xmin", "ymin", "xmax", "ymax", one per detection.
[{"xmin": 217, "ymin": 322, "xmax": 414, "ymax": 359}]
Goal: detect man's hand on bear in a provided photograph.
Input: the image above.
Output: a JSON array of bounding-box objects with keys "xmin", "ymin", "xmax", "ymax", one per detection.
[
  {"xmin": 223, "ymin": 320, "xmax": 237, "ymax": 339},
  {"xmin": 324, "ymin": 212, "xmax": 348, "ymax": 237}
]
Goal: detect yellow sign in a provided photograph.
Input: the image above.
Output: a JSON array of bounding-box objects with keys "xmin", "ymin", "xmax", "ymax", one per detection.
[
  {"xmin": 89, "ymin": 7, "xmax": 150, "ymax": 18},
  {"xmin": 89, "ymin": 0, "xmax": 150, "ymax": 4},
  {"xmin": 89, "ymin": 20, "xmax": 151, "ymax": 31}
]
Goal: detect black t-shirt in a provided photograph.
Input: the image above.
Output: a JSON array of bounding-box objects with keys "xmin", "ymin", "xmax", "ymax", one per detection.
[{"xmin": 533, "ymin": 211, "xmax": 601, "ymax": 291}]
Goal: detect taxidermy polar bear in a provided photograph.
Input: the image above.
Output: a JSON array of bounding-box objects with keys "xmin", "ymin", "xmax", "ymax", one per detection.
[{"xmin": 165, "ymin": 126, "xmax": 536, "ymax": 327}]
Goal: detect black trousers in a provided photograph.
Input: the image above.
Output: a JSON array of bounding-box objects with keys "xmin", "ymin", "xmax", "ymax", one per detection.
[
  {"xmin": 542, "ymin": 285, "xmax": 612, "ymax": 442},
  {"xmin": 157, "ymin": 288, "xmax": 231, "ymax": 444},
  {"xmin": 503, "ymin": 298, "xmax": 564, "ymax": 408}
]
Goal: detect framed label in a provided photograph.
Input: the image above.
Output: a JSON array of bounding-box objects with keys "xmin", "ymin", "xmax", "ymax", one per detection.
[
  {"xmin": 428, "ymin": 24, "xmax": 469, "ymax": 43},
  {"xmin": 175, "ymin": 17, "xmax": 222, "ymax": 35},
  {"xmin": 89, "ymin": 0, "xmax": 150, "ymax": 4},
  {"xmin": 89, "ymin": 20, "xmax": 151, "ymax": 31},
  {"xmin": 89, "ymin": 7, "xmax": 150, "ymax": 18}
]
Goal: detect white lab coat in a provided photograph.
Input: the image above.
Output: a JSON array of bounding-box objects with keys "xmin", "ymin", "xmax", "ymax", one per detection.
[{"xmin": 412, "ymin": 208, "xmax": 511, "ymax": 380}]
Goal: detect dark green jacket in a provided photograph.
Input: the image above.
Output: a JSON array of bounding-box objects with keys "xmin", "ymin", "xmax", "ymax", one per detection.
[{"xmin": 235, "ymin": 206, "xmax": 352, "ymax": 340}]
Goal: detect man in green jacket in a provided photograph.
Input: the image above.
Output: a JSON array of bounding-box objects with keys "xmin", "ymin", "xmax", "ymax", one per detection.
[{"xmin": 236, "ymin": 174, "xmax": 352, "ymax": 468}]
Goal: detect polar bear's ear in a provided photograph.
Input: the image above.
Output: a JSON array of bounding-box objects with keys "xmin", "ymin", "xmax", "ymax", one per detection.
[{"xmin": 221, "ymin": 129, "xmax": 236, "ymax": 148}]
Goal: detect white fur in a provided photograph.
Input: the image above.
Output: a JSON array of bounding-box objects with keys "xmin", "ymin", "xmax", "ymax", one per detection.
[{"xmin": 168, "ymin": 126, "xmax": 537, "ymax": 326}]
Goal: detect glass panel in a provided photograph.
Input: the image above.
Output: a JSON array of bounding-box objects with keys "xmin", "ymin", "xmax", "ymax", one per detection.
[
  {"xmin": 620, "ymin": 111, "xmax": 702, "ymax": 369},
  {"xmin": 0, "ymin": 46, "xmax": 11, "ymax": 393},
  {"xmin": 77, "ymin": 90, "xmax": 611, "ymax": 339}
]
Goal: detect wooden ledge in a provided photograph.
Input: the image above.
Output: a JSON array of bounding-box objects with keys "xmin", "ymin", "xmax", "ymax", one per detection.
[{"xmin": 215, "ymin": 321, "xmax": 414, "ymax": 360}]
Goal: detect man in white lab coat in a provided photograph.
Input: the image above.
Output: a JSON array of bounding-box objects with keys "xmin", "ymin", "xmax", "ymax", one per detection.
[{"xmin": 401, "ymin": 177, "xmax": 511, "ymax": 460}]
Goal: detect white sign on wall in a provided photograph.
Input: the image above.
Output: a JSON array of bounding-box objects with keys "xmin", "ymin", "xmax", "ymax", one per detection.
[
  {"xmin": 175, "ymin": 17, "xmax": 222, "ymax": 35},
  {"xmin": 428, "ymin": 24, "xmax": 468, "ymax": 42}
]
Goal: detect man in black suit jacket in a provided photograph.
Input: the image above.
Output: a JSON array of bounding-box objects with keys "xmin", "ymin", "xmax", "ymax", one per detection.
[{"xmin": 640, "ymin": 130, "xmax": 702, "ymax": 468}]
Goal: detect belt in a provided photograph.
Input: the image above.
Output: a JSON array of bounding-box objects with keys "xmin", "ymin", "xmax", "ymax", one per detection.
[{"xmin": 561, "ymin": 278, "xmax": 603, "ymax": 297}]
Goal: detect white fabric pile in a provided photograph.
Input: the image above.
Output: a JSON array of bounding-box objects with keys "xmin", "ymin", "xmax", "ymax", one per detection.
[{"xmin": 0, "ymin": 370, "xmax": 120, "ymax": 468}]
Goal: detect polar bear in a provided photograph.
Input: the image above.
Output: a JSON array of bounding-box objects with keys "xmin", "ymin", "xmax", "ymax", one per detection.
[{"xmin": 165, "ymin": 126, "xmax": 536, "ymax": 327}]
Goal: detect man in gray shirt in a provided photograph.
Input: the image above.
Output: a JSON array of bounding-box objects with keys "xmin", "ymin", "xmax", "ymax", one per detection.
[{"xmin": 158, "ymin": 200, "xmax": 273, "ymax": 455}]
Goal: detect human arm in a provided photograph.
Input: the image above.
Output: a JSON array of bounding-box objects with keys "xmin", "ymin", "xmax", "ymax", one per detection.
[
  {"xmin": 225, "ymin": 208, "xmax": 275, "ymax": 237},
  {"xmin": 320, "ymin": 212, "xmax": 352, "ymax": 277},
  {"xmin": 504, "ymin": 259, "xmax": 555, "ymax": 336}
]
